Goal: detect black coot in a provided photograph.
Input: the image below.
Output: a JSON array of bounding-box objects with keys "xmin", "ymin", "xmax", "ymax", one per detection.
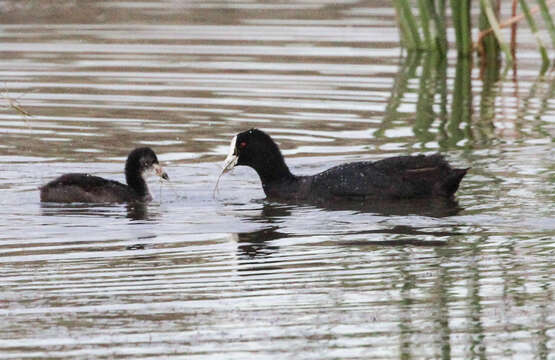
[
  {"xmin": 40, "ymin": 147, "xmax": 169, "ymax": 203},
  {"xmin": 219, "ymin": 129, "xmax": 468, "ymax": 201}
]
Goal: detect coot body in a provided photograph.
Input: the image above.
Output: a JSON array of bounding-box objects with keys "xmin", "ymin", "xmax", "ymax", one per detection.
[
  {"xmin": 220, "ymin": 129, "xmax": 467, "ymax": 201},
  {"xmin": 40, "ymin": 147, "xmax": 168, "ymax": 203}
]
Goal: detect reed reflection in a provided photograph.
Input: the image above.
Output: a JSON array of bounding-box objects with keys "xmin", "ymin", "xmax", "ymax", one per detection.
[{"xmin": 377, "ymin": 51, "xmax": 536, "ymax": 150}]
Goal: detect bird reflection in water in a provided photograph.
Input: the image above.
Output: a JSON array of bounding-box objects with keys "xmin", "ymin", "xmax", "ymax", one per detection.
[
  {"xmin": 235, "ymin": 197, "xmax": 462, "ymax": 271},
  {"xmin": 236, "ymin": 226, "xmax": 283, "ymax": 260},
  {"xmin": 232, "ymin": 203, "xmax": 292, "ymax": 275},
  {"xmin": 305, "ymin": 196, "xmax": 462, "ymax": 218},
  {"xmin": 40, "ymin": 202, "xmax": 160, "ymax": 255},
  {"xmin": 39, "ymin": 202, "xmax": 158, "ymax": 221}
]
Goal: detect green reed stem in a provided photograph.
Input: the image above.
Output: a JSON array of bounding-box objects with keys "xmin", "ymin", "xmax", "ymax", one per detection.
[
  {"xmin": 520, "ymin": 0, "xmax": 550, "ymax": 73},
  {"xmin": 393, "ymin": 1, "xmax": 409, "ymax": 48},
  {"xmin": 479, "ymin": 0, "xmax": 500, "ymax": 65},
  {"xmin": 459, "ymin": 0, "xmax": 472, "ymax": 54},
  {"xmin": 431, "ymin": 0, "xmax": 448, "ymax": 54},
  {"xmin": 399, "ymin": 0, "xmax": 423, "ymax": 49},
  {"xmin": 449, "ymin": 0, "xmax": 462, "ymax": 53},
  {"xmin": 394, "ymin": 0, "xmax": 417, "ymax": 49},
  {"xmin": 480, "ymin": 0, "xmax": 514, "ymax": 65},
  {"xmin": 536, "ymin": 0, "xmax": 555, "ymax": 48},
  {"xmin": 450, "ymin": 0, "xmax": 472, "ymax": 55},
  {"xmin": 418, "ymin": 0, "xmax": 433, "ymax": 49}
]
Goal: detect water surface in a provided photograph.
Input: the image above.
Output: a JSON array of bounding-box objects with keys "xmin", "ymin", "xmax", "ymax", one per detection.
[{"xmin": 0, "ymin": 1, "xmax": 554, "ymax": 359}]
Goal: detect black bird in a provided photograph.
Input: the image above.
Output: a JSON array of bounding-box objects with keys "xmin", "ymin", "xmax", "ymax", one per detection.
[
  {"xmin": 219, "ymin": 129, "xmax": 467, "ymax": 202},
  {"xmin": 40, "ymin": 147, "xmax": 169, "ymax": 203}
]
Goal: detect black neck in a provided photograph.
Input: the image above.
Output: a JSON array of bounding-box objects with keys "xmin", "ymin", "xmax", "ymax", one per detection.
[
  {"xmin": 253, "ymin": 151, "xmax": 295, "ymax": 185},
  {"xmin": 125, "ymin": 165, "xmax": 148, "ymax": 197}
]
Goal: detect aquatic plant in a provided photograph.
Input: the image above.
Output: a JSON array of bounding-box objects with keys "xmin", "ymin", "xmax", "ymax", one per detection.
[
  {"xmin": 392, "ymin": 0, "xmax": 555, "ymax": 72},
  {"xmin": 380, "ymin": 45, "xmax": 553, "ymax": 150}
]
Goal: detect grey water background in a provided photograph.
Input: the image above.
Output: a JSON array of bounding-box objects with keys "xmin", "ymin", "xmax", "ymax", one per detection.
[{"xmin": 0, "ymin": 1, "xmax": 554, "ymax": 359}]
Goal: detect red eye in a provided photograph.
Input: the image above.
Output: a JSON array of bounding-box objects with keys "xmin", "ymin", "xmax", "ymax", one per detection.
[{"xmin": 239, "ymin": 141, "xmax": 247, "ymax": 149}]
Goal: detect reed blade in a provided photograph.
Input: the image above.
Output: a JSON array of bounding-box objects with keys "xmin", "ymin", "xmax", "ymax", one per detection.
[
  {"xmin": 418, "ymin": 0, "xmax": 433, "ymax": 49},
  {"xmin": 450, "ymin": 0, "xmax": 472, "ymax": 55},
  {"xmin": 536, "ymin": 0, "xmax": 555, "ymax": 48},
  {"xmin": 479, "ymin": 0, "xmax": 500, "ymax": 68},
  {"xmin": 520, "ymin": 0, "xmax": 550, "ymax": 73},
  {"xmin": 430, "ymin": 0, "xmax": 448, "ymax": 54},
  {"xmin": 480, "ymin": 0, "xmax": 514, "ymax": 65},
  {"xmin": 399, "ymin": 0, "xmax": 423, "ymax": 50}
]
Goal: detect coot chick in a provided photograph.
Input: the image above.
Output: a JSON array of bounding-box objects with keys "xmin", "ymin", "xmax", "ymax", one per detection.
[
  {"xmin": 40, "ymin": 147, "xmax": 169, "ymax": 203},
  {"xmin": 219, "ymin": 129, "xmax": 467, "ymax": 201}
]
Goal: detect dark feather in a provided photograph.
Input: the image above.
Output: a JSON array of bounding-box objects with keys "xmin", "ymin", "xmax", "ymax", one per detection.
[
  {"xmin": 309, "ymin": 154, "xmax": 467, "ymax": 199},
  {"xmin": 40, "ymin": 173, "xmax": 140, "ymax": 203}
]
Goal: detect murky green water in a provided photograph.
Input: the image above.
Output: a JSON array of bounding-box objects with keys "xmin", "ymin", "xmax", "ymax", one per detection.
[{"xmin": 0, "ymin": 1, "xmax": 554, "ymax": 359}]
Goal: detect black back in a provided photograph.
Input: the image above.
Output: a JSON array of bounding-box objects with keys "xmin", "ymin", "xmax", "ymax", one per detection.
[{"xmin": 308, "ymin": 154, "xmax": 467, "ymax": 199}]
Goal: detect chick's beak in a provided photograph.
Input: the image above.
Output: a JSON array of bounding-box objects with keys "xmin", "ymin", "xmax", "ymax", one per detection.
[{"xmin": 153, "ymin": 163, "xmax": 169, "ymax": 181}]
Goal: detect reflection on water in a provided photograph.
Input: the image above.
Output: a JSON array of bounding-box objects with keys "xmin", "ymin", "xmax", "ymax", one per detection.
[
  {"xmin": 237, "ymin": 228, "xmax": 281, "ymax": 259},
  {"xmin": 235, "ymin": 203, "xmax": 289, "ymax": 261},
  {"xmin": 39, "ymin": 202, "xmax": 157, "ymax": 221},
  {"xmin": 304, "ymin": 196, "xmax": 462, "ymax": 217},
  {"xmin": 0, "ymin": 0, "xmax": 554, "ymax": 359}
]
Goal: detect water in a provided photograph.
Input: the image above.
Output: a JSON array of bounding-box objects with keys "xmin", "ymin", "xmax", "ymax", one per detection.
[{"xmin": 1, "ymin": 1, "xmax": 554, "ymax": 359}]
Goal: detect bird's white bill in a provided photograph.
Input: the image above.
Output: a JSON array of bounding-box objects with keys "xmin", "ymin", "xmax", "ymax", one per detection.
[
  {"xmin": 221, "ymin": 135, "xmax": 238, "ymax": 173},
  {"xmin": 214, "ymin": 135, "xmax": 238, "ymax": 198}
]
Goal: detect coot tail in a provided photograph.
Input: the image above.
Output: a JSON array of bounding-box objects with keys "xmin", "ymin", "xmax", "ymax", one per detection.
[{"xmin": 441, "ymin": 167, "xmax": 468, "ymax": 197}]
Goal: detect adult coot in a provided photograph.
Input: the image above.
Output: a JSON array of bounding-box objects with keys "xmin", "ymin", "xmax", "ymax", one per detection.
[
  {"xmin": 219, "ymin": 129, "xmax": 467, "ymax": 201},
  {"xmin": 40, "ymin": 147, "xmax": 169, "ymax": 203}
]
